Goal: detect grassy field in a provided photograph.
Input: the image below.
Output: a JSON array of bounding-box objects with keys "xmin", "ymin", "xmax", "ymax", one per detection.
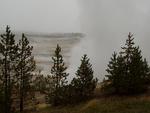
[{"xmin": 30, "ymin": 94, "xmax": 150, "ymax": 113}]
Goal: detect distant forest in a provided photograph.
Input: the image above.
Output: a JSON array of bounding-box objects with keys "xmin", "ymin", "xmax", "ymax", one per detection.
[{"xmin": 0, "ymin": 26, "xmax": 150, "ymax": 113}]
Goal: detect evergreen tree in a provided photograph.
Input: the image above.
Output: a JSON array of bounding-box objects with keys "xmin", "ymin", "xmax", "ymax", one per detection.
[
  {"xmin": 0, "ymin": 26, "xmax": 18, "ymax": 113},
  {"xmin": 71, "ymin": 54, "xmax": 98, "ymax": 102},
  {"xmin": 103, "ymin": 52, "xmax": 118, "ymax": 93},
  {"xmin": 104, "ymin": 33, "xmax": 150, "ymax": 94},
  {"xmin": 103, "ymin": 52, "xmax": 126, "ymax": 94},
  {"xmin": 47, "ymin": 44, "xmax": 69, "ymax": 106},
  {"xmin": 105, "ymin": 52, "xmax": 118, "ymax": 83},
  {"xmin": 120, "ymin": 32, "xmax": 135, "ymax": 63},
  {"xmin": 33, "ymin": 70, "xmax": 47, "ymax": 93},
  {"xmin": 127, "ymin": 46, "xmax": 149, "ymax": 93},
  {"xmin": 45, "ymin": 75, "xmax": 55, "ymax": 104},
  {"xmin": 143, "ymin": 58, "xmax": 150, "ymax": 84},
  {"xmin": 0, "ymin": 61, "xmax": 5, "ymax": 113},
  {"xmin": 15, "ymin": 34, "xmax": 36, "ymax": 113},
  {"xmin": 120, "ymin": 33, "xmax": 150, "ymax": 94}
]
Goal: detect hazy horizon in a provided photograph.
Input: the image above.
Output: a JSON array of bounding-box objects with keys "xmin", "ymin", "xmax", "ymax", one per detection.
[{"xmin": 1, "ymin": 0, "xmax": 150, "ymax": 81}]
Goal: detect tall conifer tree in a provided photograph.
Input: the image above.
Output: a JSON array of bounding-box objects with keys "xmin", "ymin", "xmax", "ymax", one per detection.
[
  {"xmin": 0, "ymin": 60, "xmax": 4, "ymax": 113},
  {"xmin": 16, "ymin": 34, "xmax": 36, "ymax": 113},
  {"xmin": 0, "ymin": 26, "xmax": 18, "ymax": 113},
  {"xmin": 71, "ymin": 54, "xmax": 97, "ymax": 101},
  {"xmin": 104, "ymin": 33, "xmax": 150, "ymax": 94},
  {"xmin": 120, "ymin": 33, "xmax": 150, "ymax": 93},
  {"xmin": 47, "ymin": 44, "xmax": 69, "ymax": 106}
]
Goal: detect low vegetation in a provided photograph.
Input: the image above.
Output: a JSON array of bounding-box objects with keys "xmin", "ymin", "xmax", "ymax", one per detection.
[{"xmin": 31, "ymin": 94, "xmax": 150, "ymax": 113}]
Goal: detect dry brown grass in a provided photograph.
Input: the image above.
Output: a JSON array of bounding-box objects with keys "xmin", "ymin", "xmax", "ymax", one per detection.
[{"xmin": 27, "ymin": 88, "xmax": 150, "ymax": 113}]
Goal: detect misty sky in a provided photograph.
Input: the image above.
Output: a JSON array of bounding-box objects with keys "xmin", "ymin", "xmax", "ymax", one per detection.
[{"xmin": 0, "ymin": 0, "xmax": 150, "ymax": 81}]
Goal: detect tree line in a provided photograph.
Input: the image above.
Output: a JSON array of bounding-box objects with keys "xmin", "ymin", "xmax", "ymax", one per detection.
[
  {"xmin": 0, "ymin": 26, "xmax": 150, "ymax": 113},
  {"xmin": 0, "ymin": 26, "xmax": 36, "ymax": 113},
  {"xmin": 0, "ymin": 26, "xmax": 97, "ymax": 113}
]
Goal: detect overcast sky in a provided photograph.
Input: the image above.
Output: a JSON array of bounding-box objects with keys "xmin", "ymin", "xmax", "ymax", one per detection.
[{"xmin": 0, "ymin": 0, "xmax": 150, "ymax": 81}]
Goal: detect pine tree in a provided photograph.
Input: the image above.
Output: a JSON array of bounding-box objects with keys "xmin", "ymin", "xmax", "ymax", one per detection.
[
  {"xmin": 127, "ymin": 46, "xmax": 149, "ymax": 93},
  {"xmin": 120, "ymin": 33, "xmax": 150, "ymax": 94},
  {"xmin": 143, "ymin": 58, "xmax": 150, "ymax": 84},
  {"xmin": 47, "ymin": 44, "xmax": 69, "ymax": 106},
  {"xmin": 120, "ymin": 32, "xmax": 135, "ymax": 63},
  {"xmin": 45, "ymin": 75, "xmax": 55, "ymax": 104},
  {"xmin": 103, "ymin": 52, "xmax": 126, "ymax": 94},
  {"xmin": 0, "ymin": 61, "xmax": 4, "ymax": 113},
  {"xmin": 71, "ymin": 54, "xmax": 98, "ymax": 102},
  {"xmin": 104, "ymin": 33, "xmax": 150, "ymax": 94},
  {"xmin": 103, "ymin": 52, "xmax": 118, "ymax": 93},
  {"xmin": 33, "ymin": 70, "xmax": 47, "ymax": 93},
  {"xmin": 15, "ymin": 34, "xmax": 36, "ymax": 113},
  {"xmin": 0, "ymin": 26, "xmax": 18, "ymax": 113},
  {"xmin": 105, "ymin": 52, "xmax": 118, "ymax": 83}
]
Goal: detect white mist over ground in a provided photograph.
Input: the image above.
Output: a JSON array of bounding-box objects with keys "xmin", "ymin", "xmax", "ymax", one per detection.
[
  {"xmin": 72, "ymin": 0, "xmax": 150, "ymax": 81},
  {"xmin": 0, "ymin": 0, "xmax": 150, "ymax": 81},
  {"xmin": 13, "ymin": 33, "xmax": 83, "ymax": 77}
]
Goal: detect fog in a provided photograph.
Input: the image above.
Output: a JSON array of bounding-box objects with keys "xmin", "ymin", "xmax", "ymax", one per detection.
[
  {"xmin": 74, "ymin": 0, "xmax": 150, "ymax": 80},
  {"xmin": 0, "ymin": 0, "xmax": 150, "ymax": 81},
  {"xmin": 0, "ymin": 0, "xmax": 80, "ymax": 33}
]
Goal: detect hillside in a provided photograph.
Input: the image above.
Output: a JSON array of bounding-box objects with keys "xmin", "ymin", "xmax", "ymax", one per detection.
[{"xmin": 30, "ymin": 94, "xmax": 150, "ymax": 113}]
